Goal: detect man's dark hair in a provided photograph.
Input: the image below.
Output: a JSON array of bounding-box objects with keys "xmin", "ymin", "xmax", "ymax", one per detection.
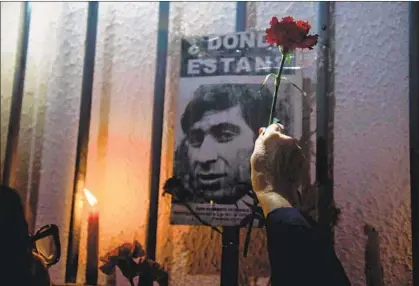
[{"xmin": 180, "ymin": 84, "xmax": 273, "ymax": 137}]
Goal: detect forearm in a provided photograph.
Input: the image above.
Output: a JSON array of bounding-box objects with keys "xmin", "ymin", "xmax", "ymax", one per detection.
[
  {"xmin": 251, "ymin": 170, "xmax": 294, "ymax": 216},
  {"xmin": 256, "ymin": 190, "xmax": 292, "ymax": 217}
]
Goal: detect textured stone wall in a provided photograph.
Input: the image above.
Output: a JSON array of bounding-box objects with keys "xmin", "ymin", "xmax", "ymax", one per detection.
[
  {"xmin": 334, "ymin": 3, "xmax": 411, "ymax": 285},
  {"xmin": 0, "ymin": 2, "xmax": 411, "ymax": 285}
]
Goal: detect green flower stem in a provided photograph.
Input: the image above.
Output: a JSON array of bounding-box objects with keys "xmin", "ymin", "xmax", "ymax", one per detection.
[{"xmin": 268, "ymin": 52, "xmax": 288, "ymax": 125}]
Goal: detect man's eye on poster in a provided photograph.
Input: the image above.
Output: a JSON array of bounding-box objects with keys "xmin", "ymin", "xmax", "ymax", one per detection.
[
  {"xmin": 189, "ymin": 123, "xmax": 240, "ymax": 147},
  {"xmin": 170, "ymin": 30, "xmax": 303, "ymax": 228}
]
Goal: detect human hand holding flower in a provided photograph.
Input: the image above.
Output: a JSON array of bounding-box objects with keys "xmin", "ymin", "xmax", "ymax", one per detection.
[
  {"xmin": 244, "ymin": 17, "xmax": 318, "ymax": 257},
  {"xmin": 250, "ymin": 123, "xmax": 305, "ymax": 215},
  {"xmin": 255, "ymin": 16, "xmax": 318, "ymax": 211}
]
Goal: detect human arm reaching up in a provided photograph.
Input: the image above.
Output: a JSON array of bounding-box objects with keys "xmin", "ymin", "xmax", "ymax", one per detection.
[{"xmin": 250, "ymin": 124, "xmax": 351, "ymax": 286}]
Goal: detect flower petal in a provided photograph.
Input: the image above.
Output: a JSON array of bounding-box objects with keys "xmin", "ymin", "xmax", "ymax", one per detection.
[
  {"xmin": 265, "ymin": 28, "xmax": 277, "ymax": 45},
  {"xmin": 117, "ymin": 259, "xmax": 138, "ymax": 280},
  {"xmin": 298, "ymin": 34, "xmax": 319, "ymax": 50},
  {"xmin": 132, "ymin": 240, "xmax": 146, "ymax": 258},
  {"xmin": 119, "ymin": 245, "xmax": 132, "ymax": 258},
  {"xmin": 99, "ymin": 261, "xmax": 116, "ymax": 275},
  {"xmin": 281, "ymin": 16, "xmax": 295, "ymax": 24},
  {"xmin": 270, "ymin": 16, "xmax": 279, "ymax": 26},
  {"xmin": 296, "ymin": 20, "xmax": 311, "ymax": 34}
]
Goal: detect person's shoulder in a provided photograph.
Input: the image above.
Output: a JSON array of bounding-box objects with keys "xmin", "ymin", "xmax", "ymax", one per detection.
[
  {"xmin": 0, "ymin": 185, "xmax": 25, "ymax": 225},
  {"xmin": 0, "ymin": 184, "xmax": 21, "ymax": 204}
]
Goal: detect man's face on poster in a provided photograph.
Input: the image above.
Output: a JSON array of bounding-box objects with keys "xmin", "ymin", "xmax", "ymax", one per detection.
[{"xmin": 186, "ymin": 105, "xmax": 254, "ymax": 202}]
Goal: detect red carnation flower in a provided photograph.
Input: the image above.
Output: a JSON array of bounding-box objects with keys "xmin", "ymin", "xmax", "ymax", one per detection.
[{"xmin": 266, "ymin": 16, "xmax": 319, "ymax": 53}]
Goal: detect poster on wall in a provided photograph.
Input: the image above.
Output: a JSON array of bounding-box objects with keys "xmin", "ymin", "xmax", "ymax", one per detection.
[{"xmin": 170, "ymin": 30, "xmax": 303, "ymax": 227}]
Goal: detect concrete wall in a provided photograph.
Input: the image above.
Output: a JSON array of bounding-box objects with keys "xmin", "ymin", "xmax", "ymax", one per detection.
[
  {"xmin": 0, "ymin": 2, "xmax": 411, "ymax": 285},
  {"xmin": 334, "ymin": 3, "xmax": 411, "ymax": 285}
]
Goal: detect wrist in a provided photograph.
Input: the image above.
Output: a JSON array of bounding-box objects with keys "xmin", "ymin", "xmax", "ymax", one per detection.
[{"xmin": 256, "ymin": 190, "xmax": 292, "ymax": 217}]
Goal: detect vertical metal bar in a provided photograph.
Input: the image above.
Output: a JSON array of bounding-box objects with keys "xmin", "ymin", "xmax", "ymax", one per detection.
[
  {"xmin": 2, "ymin": 2, "xmax": 31, "ymax": 186},
  {"xmin": 315, "ymin": 2, "xmax": 334, "ymax": 235},
  {"xmin": 235, "ymin": 1, "xmax": 247, "ymax": 32},
  {"xmin": 409, "ymin": 2, "xmax": 419, "ymax": 285},
  {"xmin": 65, "ymin": 2, "xmax": 99, "ymax": 283},
  {"xmin": 145, "ymin": 1, "xmax": 170, "ymax": 261},
  {"xmin": 220, "ymin": 3, "xmax": 247, "ymax": 286},
  {"xmin": 221, "ymin": 226, "xmax": 240, "ymax": 286}
]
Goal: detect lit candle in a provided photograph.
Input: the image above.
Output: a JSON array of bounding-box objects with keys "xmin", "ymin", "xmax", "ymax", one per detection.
[{"xmin": 84, "ymin": 188, "xmax": 99, "ymax": 285}]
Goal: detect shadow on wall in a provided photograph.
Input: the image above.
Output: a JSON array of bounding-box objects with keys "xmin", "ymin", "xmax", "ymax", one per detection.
[{"xmin": 364, "ymin": 223, "xmax": 384, "ymax": 286}]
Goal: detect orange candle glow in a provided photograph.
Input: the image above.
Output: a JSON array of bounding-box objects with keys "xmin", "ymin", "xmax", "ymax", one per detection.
[{"xmin": 84, "ymin": 188, "xmax": 99, "ymax": 285}]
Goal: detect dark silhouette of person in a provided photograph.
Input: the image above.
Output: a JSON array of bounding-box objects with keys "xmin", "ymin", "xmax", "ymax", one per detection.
[
  {"xmin": 0, "ymin": 184, "xmax": 51, "ymax": 286},
  {"xmin": 0, "ymin": 184, "xmax": 33, "ymax": 285}
]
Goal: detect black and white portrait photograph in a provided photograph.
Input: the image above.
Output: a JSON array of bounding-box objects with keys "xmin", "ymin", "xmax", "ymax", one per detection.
[
  {"xmin": 170, "ymin": 31, "xmax": 303, "ymax": 226},
  {"xmin": 175, "ymin": 83, "xmax": 272, "ymax": 205}
]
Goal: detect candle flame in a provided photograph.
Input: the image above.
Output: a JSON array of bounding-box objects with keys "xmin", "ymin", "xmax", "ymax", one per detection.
[{"xmin": 83, "ymin": 188, "xmax": 98, "ymax": 207}]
